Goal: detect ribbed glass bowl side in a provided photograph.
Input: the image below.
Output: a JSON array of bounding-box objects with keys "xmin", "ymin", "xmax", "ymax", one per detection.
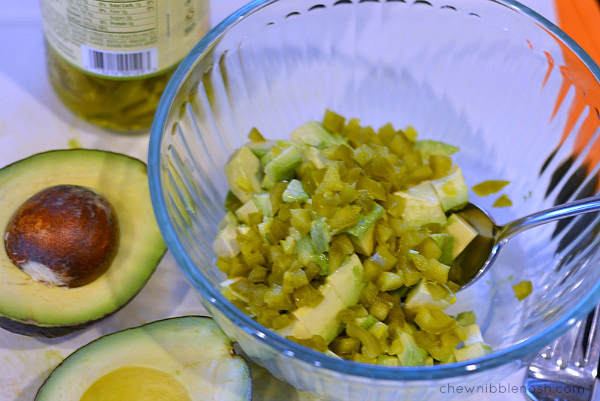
[{"xmin": 149, "ymin": 0, "xmax": 600, "ymax": 399}]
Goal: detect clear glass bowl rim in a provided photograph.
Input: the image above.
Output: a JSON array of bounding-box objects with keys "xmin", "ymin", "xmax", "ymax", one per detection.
[{"xmin": 149, "ymin": 0, "xmax": 600, "ymax": 381}]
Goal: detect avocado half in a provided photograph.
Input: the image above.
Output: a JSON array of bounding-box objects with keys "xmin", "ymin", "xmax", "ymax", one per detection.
[
  {"xmin": 35, "ymin": 316, "xmax": 252, "ymax": 401},
  {"xmin": 0, "ymin": 149, "xmax": 166, "ymax": 337}
]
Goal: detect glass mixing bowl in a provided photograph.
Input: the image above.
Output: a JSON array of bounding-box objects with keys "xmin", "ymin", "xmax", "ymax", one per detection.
[{"xmin": 148, "ymin": 0, "xmax": 600, "ymax": 399}]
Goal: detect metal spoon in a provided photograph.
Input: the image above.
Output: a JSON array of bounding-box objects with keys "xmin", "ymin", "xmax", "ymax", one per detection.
[{"xmin": 453, "ymin": 196, "xmax": 600, "ymax": 292}]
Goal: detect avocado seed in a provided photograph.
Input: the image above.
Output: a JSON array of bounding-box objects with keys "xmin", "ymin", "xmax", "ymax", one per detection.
[{"xmin": 4, "ymin": 185, "xmax": 119, "ymax": 288}]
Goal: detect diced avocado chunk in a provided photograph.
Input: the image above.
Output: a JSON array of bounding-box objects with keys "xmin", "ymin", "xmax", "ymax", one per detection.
[
  {"xmin": 397, "ymin": 333, "xmax": 429, "ymax": 366},
  {"xmin": 345, "ymin": 204, "xmax": 385, "ymax": 256},
  {"xmin": 356, "ymin": 314, "xmax": 378, "ymax": 330},
  {"xmin": 291, "ymin": 284, "xmax": 346, "ymax": 344},
  {"xmin": 430, "ymin": 233, "xmax": 454, "ymax": 265},
  {"xmin": 463, "ymin": 324, "xmax": 484, "ymax": 347},
  {"xmin": 311, "ymin": 217, "xmax": 331, "ymax": 255},
  {"xmin": 262, "ymin": 146, "xmax": 303, "ymax": 189},
  {"xmin": 404, "ymin": 279, "xmax": 456, "ymax": 311},
  {"xmin": 431, "ymin": 167, "xmax": 468, "ymax": 212},
  {"xmin": 456, "ymin": 311, "xmax": 477, "ymax": 327},
  {"xmin": 454, "ymin": 342, "xmax": 493, "ymax": 362},
  {"xmin": 258, "ymin": 218, "xmax": 273, "ymax": 238},
  {"xmin": 303, "ymin": 146, "xmax": 327, "ymax": 169},
  {"xmin": 325, "ymin": 254, "xmax": 366, "ymax": 306},
  {"xmin": 252, "ymin": 192, "xmax": 273, "ymax": 217},
  {"xmin": 414, "ymin": 140, "xmax": 459, "ymax": 159},
  {"xmin": 290, "ymin": 121, "xmax": 345, "ymax": 148},
  {"xmin": 235, "ymin": 199, "xmax": 260, "ymax": 223},
  {"xmin": 283, "ymin": 179, "xmax": 309, "ymax": 204},
  {"xmin": 280, "ymin": 253, "xmax": 365, "ymax": 344},
  {"xmin": 295, "ymin": 235, "xmax": 329, "ymax": 275},
  {"xmin": 224, "ymin": 146, "xmax": 263, "ymax": 203},
  {"xmin": 246, "ymin": 140, "xmax": 277, "ymax": 159},
  {"xmin": 443, "ymin": 213, "xmax": 478, "ymax": 258},
  {"xmin": 349, "ymin": 224, "xmax": 375, "ymax": 256},
  {"xmin": 218, "ymin": 211, "xmax": 238, "ymax": 230},
  {"xmin": 276, "ymin": 314, "xmax": 313, "ymax": 340},
  {"xmin": 346, "ymin": 203, "xmax": 385, "ymax": 238},
  {"xmin": 395, "ymin": 182, "xmax": 447, "ymax": 229},
  {"xmin": 260, "ymin": 141, "xmax": 296, "ymax": 167},
  {"xmin": 213, "ymin": 221, "xmax": 240, "ymax": 258}
]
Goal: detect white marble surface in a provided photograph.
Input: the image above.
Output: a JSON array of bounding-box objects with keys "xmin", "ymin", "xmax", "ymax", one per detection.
[{"xmin": 0, "ymin": 1, "xmax": 571, "ymax": 400}]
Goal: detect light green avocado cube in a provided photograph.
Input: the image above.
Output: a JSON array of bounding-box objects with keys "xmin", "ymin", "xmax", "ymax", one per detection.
[
  {"xmin": 311, "ymin": 217, "xmax": 331, "ymax": 255},
  {"xmin": 430, "ymin": 233, "xmax": 455, "ymax": 265},
  {"xmin": 262, "ymin": 146, "xmax": 303, "ymax": 189},
  {"xmin": 258, "ymin": 218, "xmax": 273, "ymax": 238},
  {"xmin": 283, "ymin": 179, "xmax": 309, "ymax": 203},
  {"xmin": 252, "ymin": 192, "xmax": 273, "ymax": 217},
  {"xmin": 356, "ymin": 314, "xmax": 378, "ymax": 330},
  {"xmin": 260, "ymin": 141, "xmax": 296, "ymax": 166},
  {"xmin": 295, "ymin": 236, "xmax": 329, "ymax": 274},
  {"xmin": 395, "ymin": 182, "xmax": 447, "ymax": 229},
  {"xmin": 276, "ymin": 315, "xmax": 313, "ymax": 340},
  {"xmin": 224, "ymin": 146, "xmax": 263, "ymax": 203},
  {"xmin": 404, "ymin": 279, "xmax": 456, "ymax": 312},
  {"xmin": 218, "ymin": 211, "xmax": 238, "ymax": 230},
  {"xmin": 346, "ymin": 203, "xmax": 386, "ymax": 238},
  {"xmin": 349, "ymin": 224, "xmax": 376, "ymax": 256},
  {"xmin": 454, "ymin": 342, "xmax": 493, "ymax": 362},
  {"xmin": 325, "ymin": 253, "xmax": 366, "ymax": 306},
  {"xmin": 292, "ymin": 284, "xmax": 346, "ymax": 344},
  {"xmin": 443, "ymin": 213, "xmax": 478, "ymax": 258},
  {"xmin": 246, "ymin": 140, "xmax": 277, "ymax": 159},
  {"xmin": 235, "ymin": 199, "xmax": 259, "ymax": 223},
  {"xmin": 463, "ymin": 324, "xmax": 484, "ymax": 347},
  {"xmin": 431, "ymin": 167, "xmax": 469, "ymax": 212},
  {"xmin": 397, "ymin": 333, "xmax": 429, "ymax": 366},
  {"xmin": 303, "ymin": 146, "xmax": 328, "ymax": 169},
  {"xmin": 213, "ymin": 223, "xmax": 240, "ymax": 258},
  {"xmin": 290, "ymin": 120, "xmax": 345, "ymax": 148},
  {"xmin": 414, "ymin": 140, "xmax": 459, "ymax": 159}
]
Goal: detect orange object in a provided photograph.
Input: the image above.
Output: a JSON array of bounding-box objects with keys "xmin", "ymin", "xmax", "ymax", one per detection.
[{"xmin": 550, "ymin": 0, "xmax": 600, "ymax": 182}]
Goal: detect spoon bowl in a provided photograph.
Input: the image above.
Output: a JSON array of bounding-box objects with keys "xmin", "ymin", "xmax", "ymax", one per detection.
[{"xmin": 454, "ymin": 196, "xmax": 600, "ymax": 291}]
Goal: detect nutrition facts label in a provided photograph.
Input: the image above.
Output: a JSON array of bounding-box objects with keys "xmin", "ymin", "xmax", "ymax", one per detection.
[
  {"xmin": 65, "ymin": 0, "xmax": 158, "ymax": 35},
  {"xmin": 41, "ymin": 0, "xmax": 209, "ymax": 78}
]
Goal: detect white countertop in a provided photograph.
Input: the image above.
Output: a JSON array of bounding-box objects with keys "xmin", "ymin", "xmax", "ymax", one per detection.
[{"xmin": 0, "ymin": 1, "xmax": 567, "ymax": 400}]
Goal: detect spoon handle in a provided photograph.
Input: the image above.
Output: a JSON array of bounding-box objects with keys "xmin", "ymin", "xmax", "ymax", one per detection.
[{"xmin": 498, "ymin": 195, "xmax": 600, "ymax": 242}]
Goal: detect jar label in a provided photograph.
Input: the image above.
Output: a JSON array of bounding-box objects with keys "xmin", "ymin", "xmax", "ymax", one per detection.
[{"xmin": 41, "ymin": 0, "xmax": 209, "ymax": 78}]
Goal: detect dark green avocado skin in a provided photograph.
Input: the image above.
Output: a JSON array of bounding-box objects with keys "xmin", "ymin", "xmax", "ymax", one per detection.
[{"xmin": 0, "ymin": 284, "xmax": 138, "ymax": 338}]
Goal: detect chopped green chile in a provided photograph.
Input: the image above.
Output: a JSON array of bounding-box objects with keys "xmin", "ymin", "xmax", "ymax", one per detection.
[
  {"xmin": 293, "ymin": 284, "xmax": 324, "ymax": 308},
  {"xmin": 287, "ymin": 335, "xmax": 329, "ymax": 353},
  {"xmin": 513, "ymin": 280, "xmax": 533, "ymax": 301},
  {"xmin": 217, "ymin": 110, "xmax": 490, "ymax": 365},
  {"xmin": 248, "ymin": 127, "xmax": 267, "ymax": 142},
  {"xmin": 493, "ymin": 194, "xmax": 513, "ymax": 207},
  {"xmin": 414, "ymin": 307, "xmax": 457, "ymax": 334},
  {"xmin": 472, "ymin": 180, "xmax": 510, "ymax": 196}
]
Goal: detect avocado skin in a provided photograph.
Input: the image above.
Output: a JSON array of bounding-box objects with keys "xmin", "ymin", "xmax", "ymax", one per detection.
[
  {"xmin": 0, "ymin": 267, "xmax": 160, "ymax": 338},
  {"xmin": 0, "ymin": 149, "xmax": 167, "ymax": 337}
]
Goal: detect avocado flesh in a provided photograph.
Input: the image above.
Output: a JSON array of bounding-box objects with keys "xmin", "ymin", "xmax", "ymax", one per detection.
[
  {"xmin": 0, "ymin": 150, "xmax": 166, "ymax": 337},
  {"xmin": 35, "ymin": 316, "xmax": 252, "ymax": 401},
  {"xmin": 395, "ymin": 182, "xmax": 447, "ymax": 229},
  {"xmin": 278, "ymin": 253, "xmax": 365, "ymax": 344},
  {"xmin": 431, "ymin": 167, "xmax": 468, "ymax": 212}
]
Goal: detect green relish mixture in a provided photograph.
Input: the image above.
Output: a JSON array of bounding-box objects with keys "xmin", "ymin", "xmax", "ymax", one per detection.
[{"xmin": 213, "ymin": 110, "xmax": 492, "ymax": 366}]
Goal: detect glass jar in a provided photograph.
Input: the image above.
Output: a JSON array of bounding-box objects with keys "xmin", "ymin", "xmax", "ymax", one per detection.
[{"xmin": 40, "ymin": 0, "xmax": 210, "ymax": 132}]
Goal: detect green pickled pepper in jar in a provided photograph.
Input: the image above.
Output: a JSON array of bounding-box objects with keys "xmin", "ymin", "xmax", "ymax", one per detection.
[{"xmin": 40, "ymin": 0, "xmax": 210, "ymax": 132}]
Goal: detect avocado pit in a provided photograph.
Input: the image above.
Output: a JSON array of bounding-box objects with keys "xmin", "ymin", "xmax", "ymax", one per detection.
[{"xmin": 4, "ymin": 184, "xmax": 119, "ymax": 288}]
